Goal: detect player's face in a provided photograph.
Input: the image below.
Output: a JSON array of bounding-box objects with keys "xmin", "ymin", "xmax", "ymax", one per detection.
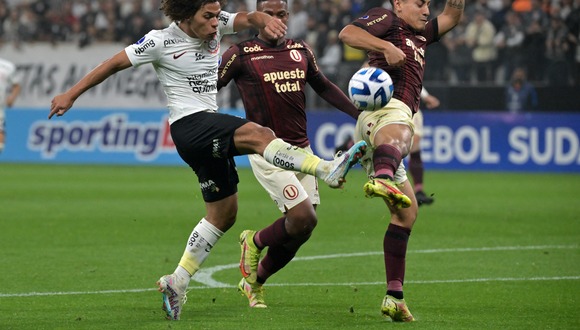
[
  {"xmin": 187, "ymin": 2, "xmax": 221, "ymax": 40},
  {"xmin": 257, "ymin": 0, "xmax": 289, "ymax": 42},
  {"xmin": 395, "ymin": 0, "xmax": 430, "ymax": 31}
]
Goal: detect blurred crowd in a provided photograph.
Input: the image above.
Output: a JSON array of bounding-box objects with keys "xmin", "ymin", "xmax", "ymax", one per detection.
[{"xmin": 0, "ymin": 0, "xmax": 579, "ymax": 87}]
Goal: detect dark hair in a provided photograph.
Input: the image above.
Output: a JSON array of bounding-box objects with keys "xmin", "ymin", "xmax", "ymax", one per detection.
[
  {"xmin": 257, "ymin": 0, "xmax": 287, "ymax": 6},
  {"xmin": 160, "ymin": 0, "xmax": 225, "ymax": 22}
]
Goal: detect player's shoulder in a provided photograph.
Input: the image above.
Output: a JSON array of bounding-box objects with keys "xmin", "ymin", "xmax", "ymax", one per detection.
[{"xmin": 0, "ymin": 58, "xmax": 16, "ymax": 73}]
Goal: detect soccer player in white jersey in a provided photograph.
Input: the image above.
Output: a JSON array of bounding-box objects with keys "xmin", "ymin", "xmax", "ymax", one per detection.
[
  {"xmin": 0, "ymin": 57, "xmax": 21, "ymax": 153},
  {"xmin": 48, "ymin": 0, "xmax": 366, "ymax": 321}
]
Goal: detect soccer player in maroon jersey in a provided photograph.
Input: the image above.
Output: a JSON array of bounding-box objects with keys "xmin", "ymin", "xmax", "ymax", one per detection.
[
  {"xmin": 339, "ymin": 0, "xmax": 465, "ymax": 322},
  {"xmin": 218, "ymin": 0, "xmax": 360, "ymax": 309}
]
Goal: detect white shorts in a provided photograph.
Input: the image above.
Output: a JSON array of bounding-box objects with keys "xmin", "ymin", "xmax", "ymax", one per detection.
[
  {"xmin": 413, "ymin": 109, "xmax": 424, "ymax": 137},
  {"xmin": 354, "ymin": 98, "xmax": 414, "ymax": 185},
  {"xmin": 0, "ymin": 107, "xmax": 5, "ymax": 132},
  {"xmin": 248, "ymin": 145, "xmax": 320, "ymax": 213}
]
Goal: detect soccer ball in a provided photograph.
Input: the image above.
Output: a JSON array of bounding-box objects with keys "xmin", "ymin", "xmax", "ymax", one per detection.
[{"xmin": 348, "ymin": 67, "xmax": 394, "ymax": 111}]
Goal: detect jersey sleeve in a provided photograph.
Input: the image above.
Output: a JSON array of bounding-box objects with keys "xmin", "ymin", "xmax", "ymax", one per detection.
[
  {"xmin": 218, "ymin": 11, "xmax": 237, "ymax": 36},
  {"xmin": 303, "ymin": 41, "xmax": 321, "ymax": 80},
  {"xmin": 351, "ymin": 7, "xmax": 393, "ymax": 37},
  {"xmin": 424, "ymin": 18, "xmax": 440, "ymax": 45},
  {"xmin": 124, "ymin": 30, "xmax": 163, "ymax": 67},
  {"xmin": 218, "ymin": 44, "xmax": 241, "ymax": 89}
]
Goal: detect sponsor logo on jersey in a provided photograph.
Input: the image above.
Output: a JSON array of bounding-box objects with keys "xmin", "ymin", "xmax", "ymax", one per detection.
[
  {"xmin": 286, "ymin": 42, "xmax": 304, "ymax": 49},
  {"xmin": 366, "ymin": 14, "xmax": 388, "ymax": 26},
  {"xmin": 173, "ymin": 51, "xmax": 186, "ymax": 59},
  {"xmin": 220, "ymin": 54, "xmax": 236, "ymax": 78},
  {"xmin": 416, "ymin": 36, "xmax": 427, "ymax": 42},
  {"xmin": 243, "ymin": 45, "xmax": 264, "ymax": 53},
  {"xmin": 263, "ymin": 69, "xmax": 305, "ymax": 84},
  {"xmin": 195, "ymin": 52, "xmax": 206, "ymax": 61},
  {"xmin": 218, "ymin": 12, "xmax": 230, "ymax": 25},
  {"xmin": 164, "ymin": 38, "xmax": 187, "ymax": 47},
  {"xmin": 187, "ymin": 68, "xmax": 218, "ymax": 94},
  {"xmin": 262, "ymin": 68, "xmax": 306, "ymax": 93},
  {"xmin": 250, "ymin": 55, "xmax": 274, "ymax": 61},
  {"xmin": 134, "ymin": 39, "xmax": 155, "ymax": 55}
]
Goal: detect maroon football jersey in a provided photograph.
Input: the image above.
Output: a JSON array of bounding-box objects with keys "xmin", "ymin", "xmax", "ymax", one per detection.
[
  {"xmin": 351, "ymin": 7, "xmax": 439, "ymax": 113},
  {"xmin": 218, "ymin": 38, "xmax": 322, "ymax": 147}
]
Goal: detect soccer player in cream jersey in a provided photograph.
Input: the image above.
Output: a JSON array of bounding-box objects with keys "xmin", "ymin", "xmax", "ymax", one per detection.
[
  {"xmin": 0, "ymin": 57, "xmax": 21, "ymax": 154},
  {"xmin": 339, "ymin": 0, "xmax": 464, "ymax": 322},
  {"xmin": 49, "ymin": 0, "xmax": 366, "ymax": 321},
  {"xmin": 217, "ymin": 0, "xmax": 360, "ymax": 309}
]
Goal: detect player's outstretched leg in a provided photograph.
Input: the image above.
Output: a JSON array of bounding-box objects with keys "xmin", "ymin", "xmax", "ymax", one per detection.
[
  {"xmin": 363, "ymin": 177, "xmax": 411, "ymax": 208},
  {"xmin": 238, "ymin": 277, "xmax": 267, "ymax": 308},
  {"xmin": 415, "ymin": 190, "xmax": 434, "ymax": 206},
  {"xmin": 157, "ymin": 274, "xmax": 188, "ymax": 320},
  {"xmin": 239, "ymin": 230, "xmax": 262, "ymax": 284},
  {"xmin": 381, "ymin": 294, "xmax": 415, "ymax": 322},
  {"xmin": 323, "ymin": 140, "xmax": 367, "ymax": 188}
]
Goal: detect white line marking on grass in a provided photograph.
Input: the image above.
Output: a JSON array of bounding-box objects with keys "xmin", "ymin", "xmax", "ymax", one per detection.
[
  {"xmin": 1, "ymin": 276, "xmax": 578, "ymax": 298},
  {"xmin": 0, "ymin": 244, "xmax": 577, "ymax": 298},
  {"xmin": 193, "ymin": 244, "xmax": 579, "ymax": 287}
]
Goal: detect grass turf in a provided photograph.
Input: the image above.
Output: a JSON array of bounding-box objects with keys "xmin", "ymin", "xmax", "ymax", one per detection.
[{"xmin": 0, "ymin": 163, "xmax": 578, "ymax": 329}]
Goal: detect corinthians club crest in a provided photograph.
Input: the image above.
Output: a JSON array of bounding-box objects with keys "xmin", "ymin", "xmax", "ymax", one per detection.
[{"xmin": 206, "ymin": 36, "xmax": 219, "ymax": 54}]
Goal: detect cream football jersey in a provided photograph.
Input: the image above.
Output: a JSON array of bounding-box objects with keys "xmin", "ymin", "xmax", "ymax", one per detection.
[
  {"xmin": 0, "ymin": 58, "xmax": 18, "ymax": 109},
  {"xmin": 125, "ymin": 12, "xmax": 237, "ymax": 124}
]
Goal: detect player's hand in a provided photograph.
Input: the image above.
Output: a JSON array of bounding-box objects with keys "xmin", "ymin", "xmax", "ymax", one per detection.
[
  {"xmin": 49, "ymin": 93, "xmax": 74, "ymax": 119},
  {"xmin": 424, "ymin": 95, "xmax": 440, "ymax": 109},
  {"xmin": 263, "ymin": 18, "xmax": 287, "ymax": 39},
  {"xmin": 383, "ymin": 43, "xmax": 406, "ymax": 67}
]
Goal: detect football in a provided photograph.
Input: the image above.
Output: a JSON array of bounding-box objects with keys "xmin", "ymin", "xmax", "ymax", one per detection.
[{"xmin": 348, "ymin": 67, "xmax": 394, "ymax": 111}]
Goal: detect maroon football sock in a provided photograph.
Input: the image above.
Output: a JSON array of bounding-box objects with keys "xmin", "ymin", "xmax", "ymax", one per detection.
[
  {"xmin": 254, "ymin": 216, "xmax": 290, "ymax": 249},
  {"xmin": 409, "ymin": 151, "xmax": 424, "ymax": 191},
  {"xmin": 384, "ymin": 223, "xmax": 411, "ymax": 292},
  {"xmin": 373, "ymin": 144, "xmax": 402, "ymax": 179},
  {"xmin": 256, "ymin": 245, "xmax": 297, "ymax": 284}
]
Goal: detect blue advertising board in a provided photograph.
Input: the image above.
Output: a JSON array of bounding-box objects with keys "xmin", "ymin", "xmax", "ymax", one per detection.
[{"xmin": 2, "ymin": 108, "xmax": 579, "ymax": 173}]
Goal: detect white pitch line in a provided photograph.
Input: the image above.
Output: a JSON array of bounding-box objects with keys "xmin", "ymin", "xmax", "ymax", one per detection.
[
  {"xmin": 1, "ymin": 276, "xmax": 579, "ymax": 298},
  {"xmin": 0, "ymin": 245, "xmax": 577, "ymax": 298},
  {"xmin": 192, "ymin": 244, "xmax": 579, "ymax": 287}
]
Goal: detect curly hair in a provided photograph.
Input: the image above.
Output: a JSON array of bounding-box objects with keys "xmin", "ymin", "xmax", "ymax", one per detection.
[{"xmin": 159, "ymin": 0, "xmax": 226, "ymax": 22}]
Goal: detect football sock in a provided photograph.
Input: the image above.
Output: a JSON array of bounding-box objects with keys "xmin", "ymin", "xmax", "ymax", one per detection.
[
  {"xmin": 263, "ymin": 138, "xmax": 321, "ymax": 176},
  {"xmin": 257, "ymin": 245, "xmax": 297, "ymax": 284},
  {"xmin": 409, "ymin": 151, "xmax": 424, "ymax": 191},
  {"xmin": 255, "ymin": 217, "xmax": 290, "ymax": 248},
  {"xmin": 387, "ymin": 290, "xmax": 404, "ymax": 299},
  {"xmin": 384, "ymin": 223, "xmax": 411, "ymax": 292},
  {"xmin": 176, "ymin": 218, "xmax": 224, "ymax": 278},
  {"xmin": 373, "ymin": 144, "xmax": 402, "ymax": 179}
]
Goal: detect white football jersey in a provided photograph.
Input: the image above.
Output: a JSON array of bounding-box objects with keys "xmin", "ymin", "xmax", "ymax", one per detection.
[
  {"xmin": 0, "ymin": 58, "xmax": 18, "ymax": 109},
  {"xmin": 125, "ymin": 12, "xmax": 237, "ymax": 124}
]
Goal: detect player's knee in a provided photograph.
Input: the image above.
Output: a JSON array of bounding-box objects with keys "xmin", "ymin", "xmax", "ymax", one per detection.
[{"xmin": 286, "ymin": 214, "xmax": 318, "ymax": 237}]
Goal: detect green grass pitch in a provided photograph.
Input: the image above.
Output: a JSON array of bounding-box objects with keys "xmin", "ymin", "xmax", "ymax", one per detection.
[{"xmin": 0, "ymin": 163, "xmax": 578, "ymax": 329}]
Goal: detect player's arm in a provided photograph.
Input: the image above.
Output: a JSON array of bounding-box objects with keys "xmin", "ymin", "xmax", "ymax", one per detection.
[
  {"xmin": 309, "ymin": 73, "xmax": 360, "ymax": 120},
  {"xmin": 217, "ymin": 45, "xmax": 241, "ymax": 90},
  {"xmin": 437, "ymin": 0, "xmax": 464, "ymax": 37},
  {"xmin": 49, "ymin": 50, "xmax": 132, "ymax": 119},
  {"xmin": 6, "ymin": 82, "xmax": 20, "ymax": 107},
  {"xmin": 420, "ymin": 87, "xmax": 440, "ymax": 109},
  {"xmin": 304, "ymin": 42, "xmax": 359, "ymax": 119},
  {"xmin": 339, "ymin": 24, "xmax": 405, "ymax": 67},
  {"xmin": 233, "ymin": 11, "xmax": 286, "ymax": 39}
]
